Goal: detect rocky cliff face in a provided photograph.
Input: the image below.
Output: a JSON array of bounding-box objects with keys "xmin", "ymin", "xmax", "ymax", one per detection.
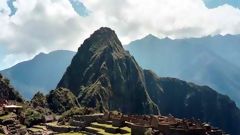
[
  {"xmin": 58, "ymin": 27, "xmax": 159, "ymax": 114},
  {"xmin": 0, "ymin": 74, "xmax": 23, "ymax": 102},
  {"xmin": 144, "ymin": 70, "xmax": 240, "ymax": 135}
]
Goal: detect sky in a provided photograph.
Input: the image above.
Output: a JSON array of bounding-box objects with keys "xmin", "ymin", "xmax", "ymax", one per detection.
[{"xmin": 1, "ymin": 0, "xmax": 240, "ymax": 70}]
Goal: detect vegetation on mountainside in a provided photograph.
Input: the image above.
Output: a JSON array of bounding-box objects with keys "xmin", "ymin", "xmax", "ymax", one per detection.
[
  {"xmin": 60, "ymin": 107, "xmax": 96, "ymax": 121},
  {"xmin": 57, "ymin": 27, "xmax": 159, "ymax": 115},
  {"xmin": 31, "ymin": 91, "xmax": 48, "ymax": 108},
  {"xmin": 0, "ymin": 73, "xmax": 23, "ymax": 102},
  {"xmin": 47, "ymin": 88, "xmax": 79, "ymax": 114}
]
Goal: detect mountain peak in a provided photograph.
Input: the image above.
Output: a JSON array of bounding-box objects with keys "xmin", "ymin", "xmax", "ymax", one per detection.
[
  {"xmin": 58, "ymin": 28, "xmax": 159, "ymax": 114},
  {"xmin": 90, "ymin": 27, "xmax": 116, "ymax": 39},
  {"xmin": 143, "ymin": 34, "xmax": 160, "ymax": 41},
  {"xmin": 80, "ymin": 27, "xmax": 124, "ymax": 54},
  {"xmin": 95, "ymin": 27, "xmax": 115, "ymax": 34}
]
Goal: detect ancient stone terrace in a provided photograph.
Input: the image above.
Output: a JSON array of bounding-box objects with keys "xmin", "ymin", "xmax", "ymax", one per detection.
[
  {"xmin": 0, "ymin": 113, "xmax": 27, "ymax": 135},
  {"xmin": 46, "ymin": 112, "xmax": 229, "ymax": 135}
]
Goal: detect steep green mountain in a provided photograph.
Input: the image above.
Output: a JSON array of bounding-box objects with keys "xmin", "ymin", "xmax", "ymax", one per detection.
[
  {"xmin": 1, "ymin": 50, "xmax": 75, "ymax": 99},
  {"xmin": 144, "ymin": 70, "xmax": 240, "ymax": 135},
  {"xmin": 58, "ymin": 27, "xmax": 159, "ymax": 115},
  {"xmin": 0, "ymin": 74, "xmax": 23, "ymax": 102},
  {"xmin": 126, "ymin": 34, "xmax": 240, "ymax": 107},
  {"xmin": 58, "ymin": 27, "xmax": 240, "ymax": 134}
]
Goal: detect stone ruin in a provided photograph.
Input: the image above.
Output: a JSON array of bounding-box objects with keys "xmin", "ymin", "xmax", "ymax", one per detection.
[
  {"xmin": 98, "ymin": 112, "xmax": 229, "ymax": 135},
  {"xmin": 0, "ymin": 116, "xmax": 27, "ymax": 135},
  {"xmin": 19, "ymin": 110, "xmax": 228, "ymax": 135}
]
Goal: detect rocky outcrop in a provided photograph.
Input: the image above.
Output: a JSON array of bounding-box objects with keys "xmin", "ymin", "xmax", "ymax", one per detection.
[
  {"xmin": 58, "ymin": 27, "xmax": 159, "ymax": 115},
  {"xmin": 0, "ymin": 74, "xmax": 23, "ymax": 102}
]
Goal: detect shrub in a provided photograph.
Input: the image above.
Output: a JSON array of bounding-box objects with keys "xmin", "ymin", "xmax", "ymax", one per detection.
[
  {"xmin": 23, "ymin": 108, "xmax": 43, "ymax": 127},
  {"xmin": 47, "ymin": 88, "xmax": 79, "ymax": 114},
  {"xmin": 31, "ymin": 91, "xmax": 47, "ymax": 108}
]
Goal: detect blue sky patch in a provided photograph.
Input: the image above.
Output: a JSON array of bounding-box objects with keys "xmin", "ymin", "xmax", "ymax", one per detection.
[
  {"xmin": 7, "ymin": 0, "xmax": 17, "ymax": 16},
  {"xmin": 69, "ymin": 0, "xmax": 90, "ymax": 17},
  {"xmin": 203, "ymin": 0, "xmax": 240, "ymax": 8}
]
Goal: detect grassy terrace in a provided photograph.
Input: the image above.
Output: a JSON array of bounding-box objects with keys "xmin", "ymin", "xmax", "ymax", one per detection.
[
  {"xmin": 0, "ymin": 113, "xmax": 14, "ymax": 120},
  {"xmin": 28, "ymin": 127, "xmax": 43, "ymax": 132},
  {"xmin": 28, "ymin": 125, "xmax": 47, "ymax": 132},
  {"xmin": 86, "ymin": 122, "xmax": 131, "ymax": 135},
  {"xmin": 45, "ymin": 121, "xmax": 131, "ymax": 135},
  {"xmin": 46, "ymin": 121, "xmax": 74, "ymax": 128},
  {"xmin": 57, "ymin": 132, "xmax": 86, "ymax": 135},
  {"xmin": 91, "ymin": 122, "xmax": 119, "ymax": 129},
  {"xmin": 91, "ymin": 122, "xmax": 131, "ymax": 132}
]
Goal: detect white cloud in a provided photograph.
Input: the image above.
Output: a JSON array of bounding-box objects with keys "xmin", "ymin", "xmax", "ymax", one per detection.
[
  {"xmin": 82, "ymin": 0, "xmax": 240, "ymax": 39},
  {"xmin": 1, "ymin": 0, "xmax": 240, "ymax": 70}
]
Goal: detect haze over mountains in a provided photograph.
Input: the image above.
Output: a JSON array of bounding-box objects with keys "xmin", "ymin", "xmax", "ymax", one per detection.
[
  {"xmin": 126, "ymin": 34, "xmax": 240, "ymax": 107},
  {"xmin": 0, "ymin": 50, "xmax": 75, "ymax": 99}
]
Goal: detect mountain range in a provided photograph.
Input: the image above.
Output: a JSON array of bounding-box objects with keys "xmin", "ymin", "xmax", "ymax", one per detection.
[
  {"xmin": 125, "ymin": 34, "xmax": 240, "ymax": 107},
  {"xmin": 0, "ymin": 50, "xmax": 75, "ymax": 99},
  {"xmin": 1, "ymin": 33, "xmax": 240, "ymax": 110},
  {"xmin": 58, "ymin": 27, "xmax": 240, "ymax": 134}
]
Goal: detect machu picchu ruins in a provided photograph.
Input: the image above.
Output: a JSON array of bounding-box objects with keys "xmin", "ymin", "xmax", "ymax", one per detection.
[{"xmin": 0, "ymin": 102, "xmax": 229, "ymax": 135}]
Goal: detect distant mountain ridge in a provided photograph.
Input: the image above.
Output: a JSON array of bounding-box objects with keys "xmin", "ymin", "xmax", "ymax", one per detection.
[
  {"xmin": 3, "ymin": 34, "xmax": 240, "ymax": 106},
  {"xmin": 126, "ymin": 34, "xmax": 240, "ymax": 107},
  {"xmin": 0, "ymin": 50, "xmax": 75, "ymax": 99},
  {"xmin": 56, "ymin": 27, "xmax": 240, "ymax": 134}
]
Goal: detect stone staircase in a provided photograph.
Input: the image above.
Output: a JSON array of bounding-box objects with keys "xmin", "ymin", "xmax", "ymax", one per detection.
[{"xmin": 2, "ymin": 119, "xmax": 27, "ymax": 135}]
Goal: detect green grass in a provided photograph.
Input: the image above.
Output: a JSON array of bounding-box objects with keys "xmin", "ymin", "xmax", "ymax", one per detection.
[
  {"xmin": 28, "ymin": 127, "xmax": 43, "ymax": 132},
  {"xmin": 91, "ymin": 122, "xmax": 131, "ymax": 132},
  {"xmin": 33, "ymin": 125, "xmax": 47, "ymax": 130},
  {"xmin": 28, "ymin": 125, "xmax": 47, "ymax": 132},
  {"xmin": 56, "ymin": 132, "xmax": 86, "ymax": 135},
  {"xmin": 91, "ymin": 122, "xmax": 118, "ymax": 129},
  {"xmin": 0, "ymin": 113, "xmax": 14, "ymax": 120},
  {"xmin": 87, "ymin": 122, "xmax": 131, "ymax": 135},
  {"xmin": 46, "ymin": 122, "xmax": 131, "ymax": 135},
  {"xmin": 120, "ymin": 127, "xmax": 131, "ymax": 133},
  {"xmin": 47, "ymin": 122, "xmax": 67, "ymax": 127},
  {"xmin": 86, "ymin": 126, "xmax": 105, "ymax": 132}
]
